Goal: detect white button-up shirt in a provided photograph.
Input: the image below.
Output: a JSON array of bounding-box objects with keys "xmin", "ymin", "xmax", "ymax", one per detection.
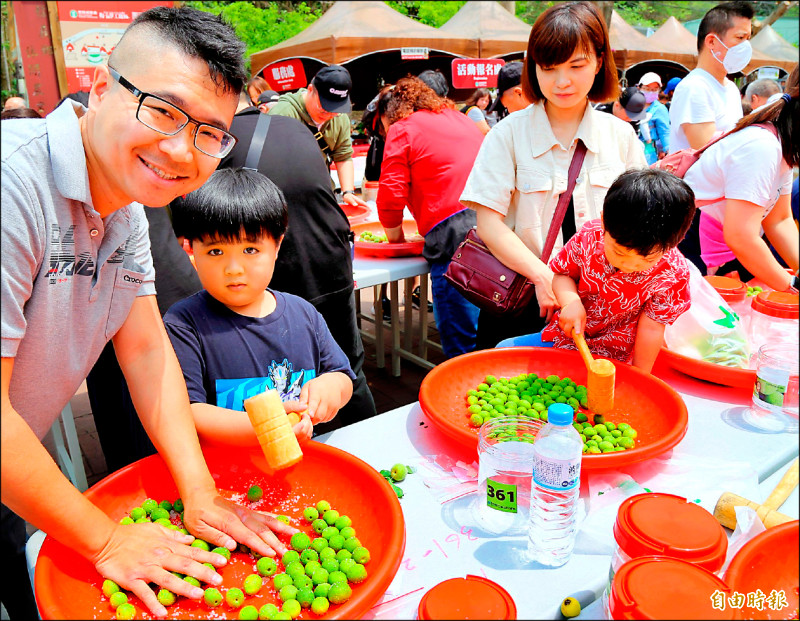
[{"xmin": 460, "ymin": 101, "xmax": 647, "ymax": 259}]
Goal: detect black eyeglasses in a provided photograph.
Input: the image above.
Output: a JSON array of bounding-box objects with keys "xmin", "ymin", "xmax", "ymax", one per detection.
[{"xmin": 108, "ymin": 67, "xmax": 237, "ymax": 158}]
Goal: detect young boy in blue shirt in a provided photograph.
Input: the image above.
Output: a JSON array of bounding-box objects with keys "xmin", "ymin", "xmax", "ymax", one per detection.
[{"xmin": 164, "ymin": 168, "xmax": 355, "ymax": 446}]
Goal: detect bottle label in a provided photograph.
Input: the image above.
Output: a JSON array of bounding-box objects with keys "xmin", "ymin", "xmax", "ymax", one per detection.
[
  {"xmin": 753, "ymin": 369, "xmax": 790, "ymax": 410},
  {"xmin": 533, "ymin": 454, "xmax": 581, "ymax": 491},
  {"xmin": 486, "ymin": 478, "xmax": 517, "ymax": 513}
]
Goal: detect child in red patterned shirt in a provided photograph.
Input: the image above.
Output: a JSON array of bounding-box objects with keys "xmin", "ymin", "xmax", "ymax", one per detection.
[{"xmin": 499, "ymin": 169, "xmax": 697, "ymax": 373}]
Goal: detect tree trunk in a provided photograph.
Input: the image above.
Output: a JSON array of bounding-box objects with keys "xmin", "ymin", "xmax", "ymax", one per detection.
[
  {"xmin": 752, "ymin": 0, "xmax": 797, "ymax": 36},
  {"xmin": 592, "ymin": 1, "xmax": 614, "ymax": 29},
  {"xmin": 498, "ymin": 1, "xmax": 516, "ymax": 15}
]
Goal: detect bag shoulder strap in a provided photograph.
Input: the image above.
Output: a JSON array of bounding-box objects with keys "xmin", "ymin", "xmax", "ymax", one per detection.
[
  {"xmin": 305, "ymin": 123, "xmax": 332, "ymax": 155},
  {"xmin": 541, "ymin": 140, "xmax": 588, "ymax": 263},
  {"xmin": 244, "ymin": 113, "xmax": 272, "ymax": 171}
]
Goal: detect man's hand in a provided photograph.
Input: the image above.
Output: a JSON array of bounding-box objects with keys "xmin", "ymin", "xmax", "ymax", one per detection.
[
  {"xmin": 180, "ymin": 487, "xmax": 298, "ymax": 562},
  {"xmin": 296, "ymin": 373, "xmax": 352, "ymax": 424},
  {"xmin": 558, "ymin": 299, "xmax": 587, "ymax": 338},
  {"xmin": 341, "ymin": 191, "xmax": 369, "ymax": 208},
  {"xmin": 92, "ymin": 522, "xmax": 228, "ymax": 617}
]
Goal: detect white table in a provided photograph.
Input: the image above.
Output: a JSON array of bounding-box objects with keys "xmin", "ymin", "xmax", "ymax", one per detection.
[
  {"xmin": 314, "ymin": 361, "xmax": 799, "ymax": 620},
  {"xmin": 27, "ymin": 359, "xmax": 799, "ymax": 619},
  {"xmin": 352, "ymin": 255, "xmax": 437, "ymax": 377}
]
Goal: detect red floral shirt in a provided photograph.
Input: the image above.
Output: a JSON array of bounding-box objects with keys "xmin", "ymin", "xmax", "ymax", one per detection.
[{"xmin": 541, "ymin": 220, "xmax": 691, "ymax": 363}]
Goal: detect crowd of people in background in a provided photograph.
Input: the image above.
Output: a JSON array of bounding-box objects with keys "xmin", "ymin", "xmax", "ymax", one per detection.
[{"xmin": 1, "ymin": 1, "xmax": 797, "ymax": 619}]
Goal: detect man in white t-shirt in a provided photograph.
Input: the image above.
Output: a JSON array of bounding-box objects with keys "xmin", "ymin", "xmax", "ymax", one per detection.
[{"xmin": 668, "ymin": 1, "xmax": 754, "ymax": 152}]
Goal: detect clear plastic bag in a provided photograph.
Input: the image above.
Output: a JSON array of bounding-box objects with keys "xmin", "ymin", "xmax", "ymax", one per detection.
[{"xmin": 664, "ymin": 261, "xmax": 750, "ymax": 368}]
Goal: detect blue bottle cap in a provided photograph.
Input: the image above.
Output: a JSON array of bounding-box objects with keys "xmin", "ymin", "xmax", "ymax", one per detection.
[{"xmin": 548, "ymin": 403, "xmax": 574, "ymax": 426}]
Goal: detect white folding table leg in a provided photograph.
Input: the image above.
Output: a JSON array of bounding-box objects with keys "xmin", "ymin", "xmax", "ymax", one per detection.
[{"xmin": 50, "ymin": 403, "xmax": 88, "ymax": 492}]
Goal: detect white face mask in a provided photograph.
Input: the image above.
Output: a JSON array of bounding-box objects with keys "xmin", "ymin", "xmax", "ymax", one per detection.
[
  {"xmin": 643, "ymin": 91, "xmax": 659, "ymax": 104},
  {"xmin": 711, "ymin": 35, "xmax": 752, "ymax": 74}
]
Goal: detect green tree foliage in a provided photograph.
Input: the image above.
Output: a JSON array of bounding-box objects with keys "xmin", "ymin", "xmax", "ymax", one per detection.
[
  {"xmin": 184, "ymin": 1, "xmax": 321, "ymax": 70},
  {"xmin": 514, "ymin": 1, "xmax": 797, "ymax": 27},
  {"xmin": 385, "ymin": 1, "xmax": 466, "ymax": 27}
]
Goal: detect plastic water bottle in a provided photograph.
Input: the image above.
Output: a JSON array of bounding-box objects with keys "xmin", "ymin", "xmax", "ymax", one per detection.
[{"xmin": 527, "ymin": 403, "xmax": 582, "ymax": 567}]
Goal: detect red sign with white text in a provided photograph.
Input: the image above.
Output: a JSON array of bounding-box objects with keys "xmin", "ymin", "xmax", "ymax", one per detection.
[
  {"xmin": 262, "ymin": 59, "xmax": 307, "ymax": 92},
  {"xmin": 451, "ymin": 59, "xmax": 506, "ymax": 89}
]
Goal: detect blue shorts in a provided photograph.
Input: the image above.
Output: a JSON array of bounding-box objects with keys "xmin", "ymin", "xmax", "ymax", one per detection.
[{"xmin": 496, "ymin": 331, "xmax": 554, "ymax": 349}]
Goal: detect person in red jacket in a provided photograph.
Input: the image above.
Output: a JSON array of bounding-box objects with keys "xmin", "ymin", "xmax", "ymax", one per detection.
[{"xmin": 376, "ymin": 76, "xmax": 484, "ymax": 357}]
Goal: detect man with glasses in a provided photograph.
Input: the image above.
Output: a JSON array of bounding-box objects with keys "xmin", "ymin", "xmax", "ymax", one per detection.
[
  {"xmin": 1, "ymin": 7, "xmax": 297, "ymax": 619},
  {"xmin": 268, "ymin": 65, "xmax": 368, "ymax": 208}
]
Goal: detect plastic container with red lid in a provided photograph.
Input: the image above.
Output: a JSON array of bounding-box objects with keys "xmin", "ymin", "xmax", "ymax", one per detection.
[
  {"xmin": 705, "ymin": 275, "xmax": 748, "ymax": 303},
  {"xmin": 748, "ymin": 291, "xmax": 799, "ymax": 362},
  {"xmin": 706, "ymin": 275, "xmax": 752, "ymax": 330},
  {"xmin": 605, "ymin": 556, "xmax": 739, "ymax": 620},
  {"xmin": 417, "ymin": 575, "xmax": 517, "ymax": 620},
  {"xmin": 604, "ymin": 493, "xmax": 728, "ymax": 600}
]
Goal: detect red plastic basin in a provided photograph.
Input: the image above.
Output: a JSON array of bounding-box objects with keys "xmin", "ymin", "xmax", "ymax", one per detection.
[
  {"xmin": 35, "ymin": 442, "xmax": 405, "ymax": 620},
  {"xmin": 352, "ymin": 220, "xmax": 424, "ymax": 258},
  {"xmin": 725, "ymin": 520, "xmax": 799, "ymax": 620},
  {"xmin": 658, "ymin": 346, "xmax": 756, "ymax": 389},
  {"xmin": 418, "ymin": 347, "xmax": 688, "ymax": 470},
  {"xmin": 339, "ymin": 202, "xmax": 372, "ymax": 226}
]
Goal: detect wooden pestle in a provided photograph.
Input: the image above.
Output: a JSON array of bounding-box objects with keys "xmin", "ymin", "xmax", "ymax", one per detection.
[
  {"xmin": 573, "ymin": 331, "xmax": 615, "ymax": 414},
  {"xmin": 713, "ymin": 458, "xmax": 798, "ymax": 530}
]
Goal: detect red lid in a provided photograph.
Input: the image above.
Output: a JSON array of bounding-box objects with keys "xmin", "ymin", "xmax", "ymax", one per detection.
[
  {"xmin": 751, "ymin": 291, "xmax": 799, "ymax": 319},
  {"xmin": 364, "ymin": 181, "xmax": 380, "ymax": 188},
  {"xmin": 609, "ymin": 556, "xmax": 739, "ymax": 619},
  {"xmin": 705, "ymin": 276, "xmax": 747, "ymax": 304},
  {"xmin": 613, "ymin": 493, "xmax": 727, "ymax": 573},
  {"xmin": 418, "ymin": 575, "xmax": 516, "ymax": 620}
]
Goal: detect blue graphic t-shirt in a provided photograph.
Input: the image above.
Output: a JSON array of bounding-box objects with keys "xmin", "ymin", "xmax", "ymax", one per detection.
[{"xmin": 164, "ymin": 290, "xmax": 355, "ymax": 411}]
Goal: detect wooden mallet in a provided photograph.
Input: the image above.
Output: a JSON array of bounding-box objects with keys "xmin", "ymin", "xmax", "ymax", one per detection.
[
  {"xmin": 713, "ymin": 458, "xmax": 799, "ymax": 530},
  {"xmin": 573, "ymin": 331, "xmax": 615, "ymax": 414}
]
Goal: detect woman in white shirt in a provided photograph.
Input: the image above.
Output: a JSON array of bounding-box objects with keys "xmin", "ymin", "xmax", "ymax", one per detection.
[
  {"xmin": 685, "ymin": 64, "xmax": 798, "ymax": 293},
  {"xmin": 460, "ymin": 1, "xmax": 647, "ymax": 349}
]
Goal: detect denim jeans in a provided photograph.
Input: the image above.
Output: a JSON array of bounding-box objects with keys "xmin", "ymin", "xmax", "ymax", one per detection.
[
  {"xmin": 496, "ymin": 331, "xmax": 555, "ymax": 349},
  {"xmin": 429, "ymin": 260, "xmax": 480, "ymax": 358}
]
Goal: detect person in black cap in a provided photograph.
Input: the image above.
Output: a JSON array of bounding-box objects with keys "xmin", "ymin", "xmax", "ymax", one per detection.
[
  {"xmin": 487, "ymin": 61, "xmax": 531, "ymax": 121},
  {"xmin": 269, "ymin": 64, "xmax": 368, "ymax": 208},
  {"xmin": 256, "ymin": 89, "xmax": 280, "ymax": 113},
  {"xmin": 594, "ymin": 86, "xmax": 652, "ymax": 149}
]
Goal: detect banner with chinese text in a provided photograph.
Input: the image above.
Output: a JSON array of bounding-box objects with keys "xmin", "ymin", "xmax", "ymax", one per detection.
[{"xmin": 451, "ymin": 59, "xmax": 506, "ymax": 89}]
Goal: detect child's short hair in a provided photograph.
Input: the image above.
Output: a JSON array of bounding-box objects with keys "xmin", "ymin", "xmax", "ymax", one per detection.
[
  {"xmin": 171, "ymin": 167, "xmax": 288, "ymax": 243},
  {"xmin": 602, "ymin": 169, "xmax": 696, "ymax": 257}
]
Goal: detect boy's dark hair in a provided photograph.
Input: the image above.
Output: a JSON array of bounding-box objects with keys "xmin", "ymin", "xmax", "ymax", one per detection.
[
  {"xmin": 418, "ymin": 69, "xmax": 449, "ymax": 97},
  {"xmin": 171, "ymin": 168, "xmax": 288, "ymax": 243},
  {"xmin": 697, "ymin": 2, "xmax": 754, "ymax": 52},
  {"xmin": 114, "ymin": 6, "xmax": 247, "ymax": 94},
  {"xmin": 602, "ymin": 169, "xmax": 696, "ymax": 257}
]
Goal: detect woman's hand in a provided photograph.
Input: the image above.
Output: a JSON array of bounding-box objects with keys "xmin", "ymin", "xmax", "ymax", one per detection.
[{"xmin": 533, "ymin": 267, "xmax": 558, "ymax": 323}]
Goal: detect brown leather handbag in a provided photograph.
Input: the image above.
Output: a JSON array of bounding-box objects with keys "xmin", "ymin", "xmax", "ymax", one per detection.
[{"xmin": 445, "ymin": 141, "xmax": 587, "ymax": 317}]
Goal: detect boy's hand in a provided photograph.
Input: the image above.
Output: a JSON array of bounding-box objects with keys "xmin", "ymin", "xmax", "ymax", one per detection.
[
  {"xmin": 558, "ymin": 299, "xmax": 587, "ymax": 338},
  {"xmin": 292, "ymin": 411, "xmax": 313, "ymax": 444},
  {"xmin": 298, "ymin": 373, "xmax": 351, "ymax": 424}
]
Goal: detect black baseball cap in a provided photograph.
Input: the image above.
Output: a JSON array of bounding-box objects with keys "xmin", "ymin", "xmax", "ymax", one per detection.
[
  {"xmin": 312, "ymin": 65, "xmax": 352, "ymax": 114},
  {"xmin": 488, "ymin": 62, "xmax": 523, "ymax": 113},
  {"xmin": 619, "ymin": 86, "xmax": 648, "ymax": 121},
  {"xmin": 257, "ymin": 90, "xmax": 280, "ymax": 104}
]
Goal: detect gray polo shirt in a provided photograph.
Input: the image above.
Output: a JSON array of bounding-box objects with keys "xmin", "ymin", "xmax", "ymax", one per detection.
[{"xmin": 1, "ymin": 100, "xmax": 156, "ymax": 439}]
